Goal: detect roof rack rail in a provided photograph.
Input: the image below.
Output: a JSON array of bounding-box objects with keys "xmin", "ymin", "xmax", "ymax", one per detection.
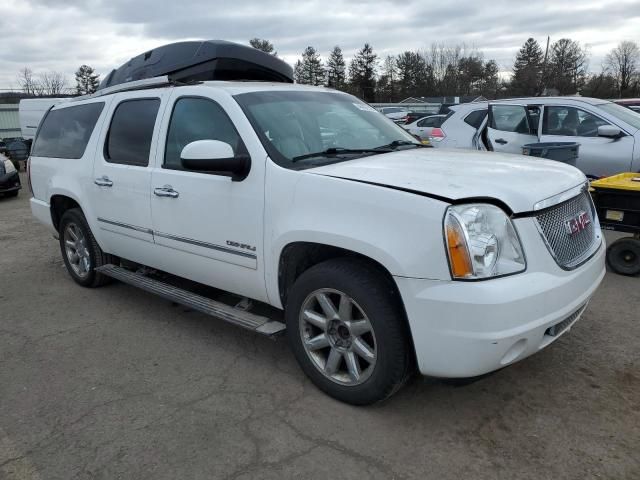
[{"xmin": 71, "ymin": 76, "xmax": 172, "ymax": 102}]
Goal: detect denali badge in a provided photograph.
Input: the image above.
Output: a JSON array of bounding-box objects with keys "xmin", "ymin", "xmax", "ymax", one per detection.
[{"xmin": 564, "ymin": 211, "xmax": 591, "ymax": 236}]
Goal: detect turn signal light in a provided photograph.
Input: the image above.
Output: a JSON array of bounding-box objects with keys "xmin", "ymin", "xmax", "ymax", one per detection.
[{"xmin": 445, "ymin": 218, "xmax": 473, "ymax": 278}]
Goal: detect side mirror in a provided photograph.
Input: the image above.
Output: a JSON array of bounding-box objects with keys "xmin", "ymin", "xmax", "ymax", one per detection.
[
  {"xmin": 597, "ymin": 125, "xmax": 623, "ymax": 138},
  {"xmin": 180, "ymin": 140, "xmax": 250, "ymax": 181}
]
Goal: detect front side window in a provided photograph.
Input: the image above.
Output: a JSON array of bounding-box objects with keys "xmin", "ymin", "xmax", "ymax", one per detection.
[
  {"xmin": 235, "ymin": 91, "xmax": 419, "ymax": 169},
  {"xmin": 164, "ymin": 97, "xmax": 242, "ymax": 170},
  {"xmin": 105, "ymin": 98, "xmax": 160, "ymax": 166},
  {"xmin": 542, "ymin": 106, "xmax": 611, "ymax": 137},
  {"xmin": 32, "ymin": 102, "xmax": 104, "ymax": 159}
]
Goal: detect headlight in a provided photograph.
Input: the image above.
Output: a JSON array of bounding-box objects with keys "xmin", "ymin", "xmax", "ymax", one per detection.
[
  {"xmin": 4, "ymin": 160, "xmax": 16, "ymax": 174},
  {"xmin": 444, "ymin": 203, "xmax": 525, "ymax": 280}
]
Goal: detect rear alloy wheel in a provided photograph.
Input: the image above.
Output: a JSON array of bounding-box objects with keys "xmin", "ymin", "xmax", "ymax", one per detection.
[
  {"xmin": 286, "ymin": 258, "xmax": 412, "ymax": 405},
  {"xmin": 59, "ymin": 208, "xmax": 117, "ymax": 287}
]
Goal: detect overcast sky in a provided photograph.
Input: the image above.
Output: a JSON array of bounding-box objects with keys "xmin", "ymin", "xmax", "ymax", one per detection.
[{"xmin": 1, "ymin": 0, "xmax": 639, "ymax": 90}]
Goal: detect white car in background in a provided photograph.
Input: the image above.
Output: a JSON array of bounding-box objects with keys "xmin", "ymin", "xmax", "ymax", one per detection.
[
  {"xmin": 378, "ymin": 106, "xmax": 410, "ymax": 123},
  {"xmin": 436, "ymin": 97, "xmax": 640, "ymax": 178},
  {"xmin": 402, "ymin": 114, "xmax": 449, "ymax": 142}
]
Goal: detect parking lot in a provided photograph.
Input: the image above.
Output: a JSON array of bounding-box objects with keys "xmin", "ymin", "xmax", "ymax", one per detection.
[{"xmin": 0, "ymin": 172, "xmax": 638, "ymax": 480}]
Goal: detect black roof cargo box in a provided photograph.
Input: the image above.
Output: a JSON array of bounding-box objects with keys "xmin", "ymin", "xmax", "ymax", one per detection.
[{"xmin": 98, "ymin": 40, "xmax": 293, "ymax": 90}]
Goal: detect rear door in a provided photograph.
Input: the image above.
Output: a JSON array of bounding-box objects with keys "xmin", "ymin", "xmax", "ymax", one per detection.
[
  {"xmin": 91, "ymin": 90, "xmax": 168, "ymax": 261},
  {"xmin": 487, "ymin": 103, "xmax": 538, "ymax": 154},
  {"xmin": 538, "ymin": 104, "xmax": 634, "ymax": 177}
]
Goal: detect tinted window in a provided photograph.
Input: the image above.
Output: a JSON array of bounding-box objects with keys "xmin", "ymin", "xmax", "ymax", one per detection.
[
  {"xmin": 418, "ymin": 117, "xmax": 441, "ymax": 127},
  {"xmin": 32, "ymin": 102, "xmax": 104, "ymax": 159},
  {"xmin": 490, "ymin": 105, "xmax": 530, "ymax": 133},
  {"xmin": 105, "ymin": 99, "xmax": 160, "ymax": 166},
  {"xmin": 464, "ymin": 109, "xmax": 488, "ymax": 129},
  {"xmin": 164, "ymin": 97, "xmax": 242, "ymax": 170},
  {"xmin": 542, "ymin": 106, "xmax": 610, "ymax": 137}
]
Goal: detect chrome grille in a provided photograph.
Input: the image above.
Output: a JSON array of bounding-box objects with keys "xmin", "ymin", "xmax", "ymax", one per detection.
[{"xmin": 535, "ymin": 191, "xmax": 599, "ymax": 269}]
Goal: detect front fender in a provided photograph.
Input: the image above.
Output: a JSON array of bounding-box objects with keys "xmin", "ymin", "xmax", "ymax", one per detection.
[{"xmin": 264, "ymin": 165, "xmax": 452, "ymax": 307}]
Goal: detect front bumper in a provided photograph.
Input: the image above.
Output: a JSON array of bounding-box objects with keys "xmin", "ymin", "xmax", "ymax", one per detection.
[
  {"xmin": 396, "ymin": 239, "xmax": 606, "ymax": 378},
  {"xmin": 0, "ymin": 171, "xmax": 21, "ymax": 193}
]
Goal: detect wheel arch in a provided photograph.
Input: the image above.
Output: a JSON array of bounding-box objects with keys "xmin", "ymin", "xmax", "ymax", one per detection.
[{"xmin": 50, "ymin": 194, "xmax": 82, "ymax": 232}]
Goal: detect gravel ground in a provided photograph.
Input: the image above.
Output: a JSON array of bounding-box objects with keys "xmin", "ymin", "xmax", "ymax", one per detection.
[{"xmin": 1, "ymin": 173, "xmax": 638, "ymax": 480}]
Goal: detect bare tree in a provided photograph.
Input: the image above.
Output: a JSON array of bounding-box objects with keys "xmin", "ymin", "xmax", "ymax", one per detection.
[
  {"xmin": 38, "ymin": 71, "xmax": 67, "ymax": 95},
  {"xmin": 605, "ymin": 41, "xmax": 640, "ymax": 97},
  {"xmin": 17, "ymin": 67, "xmax": 39, "ymax": 95}
]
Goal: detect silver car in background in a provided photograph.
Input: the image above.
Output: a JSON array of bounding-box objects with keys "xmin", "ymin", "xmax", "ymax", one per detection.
[
  {"xmin": 402, "ymin": 114, "xmax": 449, "ymax": 143},
  {"xmin": 436, "ymin": 97, "xmax": 640, "ymax": 178}
]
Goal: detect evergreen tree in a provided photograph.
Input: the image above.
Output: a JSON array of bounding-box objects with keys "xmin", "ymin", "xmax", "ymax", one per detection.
[
  {"xmin": 510, "ymin": 38, "xmax": 544, "ymax": 96},
  {"xmin": 294, "ymin": 46, "xmax": 324, "ymax": 85},
  {"xmin": 325, "ymin": 46, "xmax": 346, "ymax": 90},
  {"xmin": 395, "ymin": 51, "xmax": 430, "ymax": 100},
  {"xmin": 75, "ymin": 65, "xmax": 99, "ymax": 95},
  {"xmin": 348, "ymin": 43, "xmax": 377, "ymax": 102},
  {"xmin": 249, "ymin": 38, "xmax": 277, "ymax": 56}
]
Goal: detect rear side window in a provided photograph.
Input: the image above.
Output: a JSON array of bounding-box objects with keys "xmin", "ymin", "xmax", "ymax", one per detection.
[
  {"xmin": 32, "ymin": 102, "xmax": 104, "ymax": 159},
  {"xmin": 105, "ymin": 98, "xmax": 160, "ymax": 166},
  {"xmin": 464, "ymin": 109, "xmax": 488, "ymax": 129},
  {"xmin": 489, "ymin": 105, "xmax": 530, "ymax": 134}
]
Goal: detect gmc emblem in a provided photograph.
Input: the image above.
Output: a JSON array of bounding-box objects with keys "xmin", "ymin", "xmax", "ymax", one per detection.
[{"xmin": 564, "ymin": 211, "xmax": 591, "ymax": 236}]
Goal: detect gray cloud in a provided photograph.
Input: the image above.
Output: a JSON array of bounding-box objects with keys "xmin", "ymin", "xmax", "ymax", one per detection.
[{"xmin": 0, "ymin": 0, "xmax": 639, "ymax": 89}]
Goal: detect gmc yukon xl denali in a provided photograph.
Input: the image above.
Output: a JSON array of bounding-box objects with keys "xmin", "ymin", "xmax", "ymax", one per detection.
[{"xmin": 28, "ymin": 41, "xmax": 605, "ymax": 404}]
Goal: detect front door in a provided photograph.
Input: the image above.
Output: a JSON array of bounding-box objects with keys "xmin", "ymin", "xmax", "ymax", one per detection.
[
  {"xmin": 538, "ymin": 105, "xmax": 634, "ymax": 178},
  {"xmin": 149, "ymin": 88, "xmax": 268, "ymax": 302},
  {"xmin": 91, "ymin": 91, "xmax": 166, "ymax": 261},
  {"xmin": 486, "ymin": 103, "xmax": 538, "ymax": 154}
]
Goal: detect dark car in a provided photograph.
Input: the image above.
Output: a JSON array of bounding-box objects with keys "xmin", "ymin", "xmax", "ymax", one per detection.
[
  {"xmin": 0, "ymin": 140, "xmax": 7, "ymax": 155},
  {"xmin": 0, "ymin": 156, "xmax": 21, "ymax": 197}
]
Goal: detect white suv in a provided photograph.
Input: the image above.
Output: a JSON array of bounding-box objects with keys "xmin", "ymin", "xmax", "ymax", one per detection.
[{"xmin": 28, "ymin": 72, "xmax": 605, "ymax": 405}]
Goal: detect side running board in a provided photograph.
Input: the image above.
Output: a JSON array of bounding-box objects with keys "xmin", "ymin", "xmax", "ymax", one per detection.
[{"xmin": 95, "ymin": 264, "xmax": 285, "ymax": 336}]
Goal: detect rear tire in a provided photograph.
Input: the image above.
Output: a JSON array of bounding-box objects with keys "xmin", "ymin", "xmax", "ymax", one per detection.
[
  {"xmin": 286, "ymin": 258, "xmax": 413, "ymax": 405},
  {"xmin": 58, "ymin": 208, "xmax": 117, "ymax": 287},
  {"xmin": 606, "ymin": 237, "xmax": 640, "ymax": 276},
  {"xmin": 5, "ymin": 190, "xmax": 18, "ymax": 198}
]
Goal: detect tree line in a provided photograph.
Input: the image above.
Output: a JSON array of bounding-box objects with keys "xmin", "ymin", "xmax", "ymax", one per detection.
[
  {"xmin": 251, "ymin": 37, "xmax": 640, "ymax": 101},
  {"xmin": 13, "ymin": 37, "xmax": 640, "ymax": 101},
  {"xmin": 15, "ymin": 65, "xmax": 100, "ymax": 96}
]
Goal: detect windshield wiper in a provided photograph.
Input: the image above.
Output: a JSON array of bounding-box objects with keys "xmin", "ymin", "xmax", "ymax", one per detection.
[
  {"xmin": 291, "ymin": 147, "xmax": 390, "ymax": 163},
  {"xmin": 373, "ymin": 140, "xmax": 427, "ymax": 150}
]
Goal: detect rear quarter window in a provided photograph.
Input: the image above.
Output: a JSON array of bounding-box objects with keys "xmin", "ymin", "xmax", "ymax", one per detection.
[
  {"xmin": 31, "ymin": 102, "xmax": 105, "ymax": 159},
  {"xmin": 464, "ymin": 109, "xmax": 488, "ymax": 129}
]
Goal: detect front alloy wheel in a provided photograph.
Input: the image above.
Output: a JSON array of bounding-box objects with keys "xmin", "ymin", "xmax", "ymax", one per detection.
[
  {"xmin": 300, "ymin": 289, "xmax": 377, "ymax": 386},
  {"xmin": 286, "ymin": 258, "xmax": 413, "ymax": 405}
]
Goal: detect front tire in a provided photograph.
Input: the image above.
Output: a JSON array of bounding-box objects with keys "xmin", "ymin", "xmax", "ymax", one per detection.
[
  {"xmin": 58, "ymin": 208, "xmax": 117, "ymax": 287},
  {"xmin": 286, "ymin": 258, "xmax": 413, "ymax": 405}
]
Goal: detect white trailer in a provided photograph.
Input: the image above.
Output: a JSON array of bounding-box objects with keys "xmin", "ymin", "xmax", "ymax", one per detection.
[{"xmin": 19, "ymin": 98, "xmax": 69, "ymax": 140}]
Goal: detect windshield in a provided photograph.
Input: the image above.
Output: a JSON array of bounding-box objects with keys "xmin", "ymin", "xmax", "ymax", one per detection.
[
  {"xmin": 597, "ymin": 102, "xmax": 640, "ymax": 130},
  {"xmin": 234, "ymin": 90, "xmax": 420, "ymax": 168}
]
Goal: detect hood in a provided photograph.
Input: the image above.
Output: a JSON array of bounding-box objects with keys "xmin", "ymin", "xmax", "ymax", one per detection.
[{"xmin": 307, "ymin": 148, "xmax": 586, "ymax": 214}]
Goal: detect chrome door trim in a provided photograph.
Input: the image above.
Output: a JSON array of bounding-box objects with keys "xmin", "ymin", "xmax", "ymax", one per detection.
[
  {"xmin": 97, "ymin": 217, "xmax": 153, "ymax": 235},
  {"xmin": 154, "ymin": 231, "xmax": 257, "ymax": 259}
]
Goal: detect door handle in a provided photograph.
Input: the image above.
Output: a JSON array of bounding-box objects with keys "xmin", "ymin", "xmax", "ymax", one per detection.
[
  {"xmin": 495, "ymin": 138, "xmax": 508, "ymax": 145},
  {"xmin": 154, "ymin": 185, "xmax": 179, "ymax": 198},
  {"xmin": 94, "ymin": 176, "xmax": 113, "ymax": 187}
]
